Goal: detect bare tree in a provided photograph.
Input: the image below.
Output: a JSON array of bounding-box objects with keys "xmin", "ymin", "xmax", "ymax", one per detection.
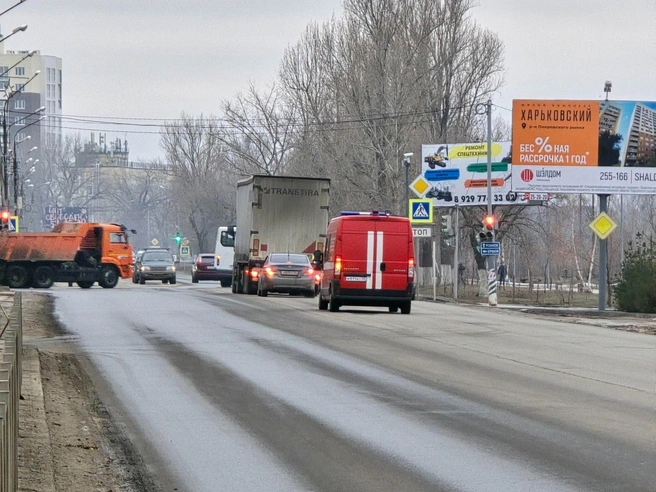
[
  {"xmin": 160, "ymin": 114, "xmax": 233, "ymax": 253},
  {"xmin": 279, "ymin": 0, "xmax": 505, "ymax": 214},
  {"xmin": 218, "ymin": 83, "xmax": 299, "ymax": 176},
  {"xmin": 41, "ymin": 134, "xmax": 109, "ymax": 209}
]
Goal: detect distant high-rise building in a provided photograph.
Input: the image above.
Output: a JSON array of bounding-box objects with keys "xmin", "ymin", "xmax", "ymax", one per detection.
[{"xmin": 0, "ymin": 39, "xmax": 62, "ymax": 161}]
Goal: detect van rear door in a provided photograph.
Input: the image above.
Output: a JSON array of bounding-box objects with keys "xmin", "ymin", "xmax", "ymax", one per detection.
[
  {"xmin": 339, "ymin": 218, "xmax": 371, "ymax": 288},
  {"xmin": 377, "ymin": 219, "xmax": 412, "ymax": 291}
]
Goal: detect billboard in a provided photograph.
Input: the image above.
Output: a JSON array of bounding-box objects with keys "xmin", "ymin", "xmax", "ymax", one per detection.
[
  {"xmin": 420, "ymin": 142, "xmax": 530, "ymax": 207},
  {"xmin": 43, "ymin": 206, "xmax": 89, "ymax": 230},
  {"xmin": 511, "ymin": 100, "xmax": 656, "ymax": 194}
]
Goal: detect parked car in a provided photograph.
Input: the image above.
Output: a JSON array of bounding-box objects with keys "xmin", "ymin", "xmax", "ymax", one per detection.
[
  {"xmin": 133, "ymin": 248, "xmax": 177, "ymax": 284},
  {"xmin": 192, "ymin": 254, "xmax": 223, "ymax": 283},
  {"xmin": 256, "ymin": 253, "xmax": 316, "ymax": 297}
]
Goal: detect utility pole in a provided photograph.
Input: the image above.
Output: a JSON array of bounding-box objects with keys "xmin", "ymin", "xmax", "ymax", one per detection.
[{"xmin": 475, "ymin": 99, "xmax": 497, "ymax": 306}]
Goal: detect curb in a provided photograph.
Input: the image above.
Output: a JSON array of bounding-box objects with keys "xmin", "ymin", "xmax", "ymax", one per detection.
[{"xmin": 18, "ymin": 346, "xmax": 56, "ymax": 492}]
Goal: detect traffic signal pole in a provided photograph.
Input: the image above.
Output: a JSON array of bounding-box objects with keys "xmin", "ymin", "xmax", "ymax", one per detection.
[{"xmin": 484, "ymin": 99, "xmax": 497, "ymax": 307}]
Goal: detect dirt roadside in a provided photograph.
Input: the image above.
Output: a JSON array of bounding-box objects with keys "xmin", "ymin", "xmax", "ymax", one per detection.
[{"xmin": 18, "ymin": 292, "xmax": 161, "ymax": 492}]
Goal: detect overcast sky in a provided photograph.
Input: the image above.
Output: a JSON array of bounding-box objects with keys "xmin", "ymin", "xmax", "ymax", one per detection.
[{"xmin": 3, "ymin": 0, "xmax": 655, "ymax": 160}]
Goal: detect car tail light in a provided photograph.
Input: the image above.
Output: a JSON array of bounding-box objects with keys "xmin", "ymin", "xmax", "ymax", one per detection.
[
  {"xmin": 305, "ymin": 268, "xmax": 314, "ymax": 276},
  {"xmin": 335, "ymin": 256, "xmax": 342, "ymax": 276},
  {"xmin": 408, "ymin": 258, "xmax": 415, "ymax": 279},
  {"xmin": 265, "ymin": 267, "xmax": 276, "ymax": 278}
]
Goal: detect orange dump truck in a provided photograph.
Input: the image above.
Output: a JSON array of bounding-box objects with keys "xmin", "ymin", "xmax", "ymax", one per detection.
[{"xmin": 0, "ymin": 222, "xmax": 134, "ymax": 289}]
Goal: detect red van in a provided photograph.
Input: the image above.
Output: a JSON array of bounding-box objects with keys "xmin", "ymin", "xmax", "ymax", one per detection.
[{"xmin": 318, "ymin": 211, "xmax": 415, "ymax": 314}]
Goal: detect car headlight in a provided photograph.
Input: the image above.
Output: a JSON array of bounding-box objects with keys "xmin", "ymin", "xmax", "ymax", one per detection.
[
  {"xmin": 140, "ymin": 266, "xmax": 150, "ymax": 272},
  {"xmin": 167, "ymin": 266, "xmax": 176, "ymax": 272}
]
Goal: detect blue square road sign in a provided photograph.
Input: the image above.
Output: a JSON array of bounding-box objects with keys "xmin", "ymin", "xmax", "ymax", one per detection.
[{"xmin": 408, "ymin": 199, "xmax": 433, "ymax": 223}]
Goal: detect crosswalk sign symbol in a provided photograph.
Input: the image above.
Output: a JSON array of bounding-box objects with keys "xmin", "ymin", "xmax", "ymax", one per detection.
[
  {"xmin": 8, "ymin": 216, "xmax": 18, "ymax": 232},
  {"xmin": 409, "ymin": 199, "xmax": 433, "ymax": 223}
]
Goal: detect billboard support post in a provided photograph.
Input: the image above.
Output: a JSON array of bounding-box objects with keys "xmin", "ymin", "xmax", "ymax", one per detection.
[
  {"xmin": 598, "ymin": 194, "xmax": 608, "ymax": 311},
  {"xmin": 454, "ymin": 204, "xmax": 459, "ymax": 302}
]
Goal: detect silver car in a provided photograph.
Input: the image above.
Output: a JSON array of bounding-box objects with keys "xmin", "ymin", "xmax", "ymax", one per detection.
[{"xmin": 256, "ymin": 253, "xmax": 316, "ymax": 297}]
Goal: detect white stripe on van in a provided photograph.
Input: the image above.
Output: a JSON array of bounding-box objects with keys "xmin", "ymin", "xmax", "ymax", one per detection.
[
  {"xmin": 375, "ymin": 231, "xmax": 383, "ymax": 289},
  {"xmin": 366, "ymin": 231, "xmax": 375, "ymax": 289}
]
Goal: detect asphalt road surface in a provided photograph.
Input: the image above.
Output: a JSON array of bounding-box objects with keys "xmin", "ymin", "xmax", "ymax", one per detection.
[{"xmin": 46, "ymin": 276, "xmax": 656, "ymax": 492}]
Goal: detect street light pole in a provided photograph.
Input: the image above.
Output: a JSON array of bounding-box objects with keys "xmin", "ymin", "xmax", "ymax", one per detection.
[
  {"xmin": 0, "ymin": 0, "xmax": 28, "ymax": 18},
  {"xmin": 403, "ymin": 152, "xmax": 413, "ymax": 216},
  {"xmin": 1, "ymin": 68, "xmax": 41, "ymax": 206},
  {"xmin": 3, "ymin": 108, "xmax": 44, "ymax": 207}
]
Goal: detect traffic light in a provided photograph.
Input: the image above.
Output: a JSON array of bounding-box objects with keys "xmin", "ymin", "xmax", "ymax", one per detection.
[
  {"xmin": 440, "ymin": 215, "xmax": 452, "ymax": 236},
  {"xmin": 478, "ymin": 230, "xmax": 493, "ymax": 243},
  {"xmin": 174, "ymin": 232, "xmax": 182, "ymax": 244},
  {"xmin": 0, "ymin": 210, "xmax": 10, "ymax": 230},
  {"xmin": 483, "ymin": 214, "xmax": 496, "ymax": 231}
]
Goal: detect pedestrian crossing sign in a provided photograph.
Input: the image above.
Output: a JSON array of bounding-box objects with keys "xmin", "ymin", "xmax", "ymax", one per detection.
[
  {"xmin": 409, "ymin": 199, "xmax": 433, "ymax": 223},
  {"xmin": 8, "ymin": 216, "xmax": 18, "ymax": 232}
]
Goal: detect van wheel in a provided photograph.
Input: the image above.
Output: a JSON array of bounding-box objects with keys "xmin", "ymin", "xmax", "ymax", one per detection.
[
  {"xmin": 400, "ymin": 301, "xmax": 411, "ymax": 314},
  {"xmin": 328, "ymin": 292, "xmax": 340, "ymax": 312},
  {"xmin": 33, "ymin": 266, "xmax": 55, "ymax": 289},
  {"xmin": 318, "ymin": 295, "xmax": 328, "ymax": 311},
  {"xmin": 139, "ymin": 276, "xmax": 146, "ymax": 285},
  {"xmin": 6, "ymin": 265, "xmax": 29, "ymax": 288},
  {"xmin": 388, "ymin": 306, "xmax": 398, "ymax": 313},
  {"xmin": 221, "ymin": 279, "xmax": 231, "ymax": 288}
]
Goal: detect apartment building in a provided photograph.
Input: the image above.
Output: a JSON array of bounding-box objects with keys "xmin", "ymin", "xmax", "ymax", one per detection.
[
  {"xmin": 0, "ymin": 39, "xmax": 62, "ymax": 163},
  {"xmin": 624, "ymin": 103, "xmax": 656, "ymax": 166}
]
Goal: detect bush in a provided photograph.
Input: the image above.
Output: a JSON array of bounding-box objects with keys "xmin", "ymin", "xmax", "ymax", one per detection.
[{"xmin": 614, "ymin": 234, "xmax": 656, "ymax": 312}]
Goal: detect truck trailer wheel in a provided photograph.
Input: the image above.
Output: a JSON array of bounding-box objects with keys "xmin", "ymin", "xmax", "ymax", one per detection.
[
  {"xmin": 33, "ymin": 266, "xmax": 54, "ymax": 289},
  {"xmin": 77, "ymin": 281, "xmax": 94, "ymax": 289},
  {"xmin": 6, "ymin": 265, "xmax": 29, "ymax": 289},
  {"xmin": 99, "ymin": 265, "xmax": 119, "ymax": 288}
]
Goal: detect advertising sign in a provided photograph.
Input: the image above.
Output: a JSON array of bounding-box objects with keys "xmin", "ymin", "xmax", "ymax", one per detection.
[
  {"xmin": 512, "ymin": 100, "xmax": 656, "ymax": 194},
  {"xmin": 43, "ymin": 206, "xmax": 88, "ymax": 230},
  {"xmin": 421, "ymin": 142, "xmax": 529, "ymax": 207}
]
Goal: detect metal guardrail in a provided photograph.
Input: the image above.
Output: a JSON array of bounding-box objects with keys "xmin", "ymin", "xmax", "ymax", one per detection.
[{"xmin": 0, "ymin": 291, "xmax": 21, "ymax": 492}]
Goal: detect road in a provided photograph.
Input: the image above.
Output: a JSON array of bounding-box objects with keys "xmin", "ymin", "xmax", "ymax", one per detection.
[{"xmin": 46, "ymin": 275, "xmax": 655, "ymax": 492}]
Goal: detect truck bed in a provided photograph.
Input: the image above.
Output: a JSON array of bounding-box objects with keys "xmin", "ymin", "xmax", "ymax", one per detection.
[{"xmin": 0, "ymin": 231, "xmax": 95, "ymax": 262}]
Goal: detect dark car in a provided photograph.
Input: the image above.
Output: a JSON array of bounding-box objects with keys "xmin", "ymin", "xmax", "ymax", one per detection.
[
  {"xmin": 133, "ymin": 248, "xmax": 177, "ymax": 284},
  {"xmin": 192, "ymin": 254, "xmax": 223, "ymax": 283},
  {"xmin": 256, "ymin": 253, "xmax": 316, "ymax": 297}
]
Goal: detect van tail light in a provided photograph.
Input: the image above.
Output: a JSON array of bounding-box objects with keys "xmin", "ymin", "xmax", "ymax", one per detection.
[
  {"xmin": 335, "ymin": 256, "xmax": 342, "ymax": 276},
  {"xmin": 408, "ymin": 258, "xmax": 415, "ymax": 279},
  {"xmin": 250, "ymin": 268, "xmax": 260, "ymax": 279},
  {"xmin": 265, "ymin": 267, "xmax": 276, "ymax": 278}
]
